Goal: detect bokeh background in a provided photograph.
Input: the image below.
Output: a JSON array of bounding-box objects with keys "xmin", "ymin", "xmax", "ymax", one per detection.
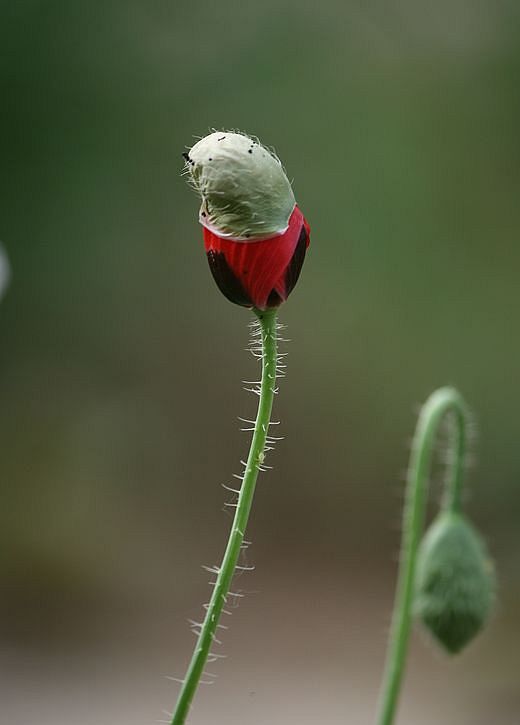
[{"xmin": 1, "ymin": 2, "xmax": 519, "ymax": 723}]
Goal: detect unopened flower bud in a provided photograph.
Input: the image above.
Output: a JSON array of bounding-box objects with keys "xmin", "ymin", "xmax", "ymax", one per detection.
[
  {"xmin": 183, "ymin": 131, "xmax": 310, "ymax": 310},
  {"xmin": 415, "ymin": 512, "xmax": 495, "ymax": 654}
]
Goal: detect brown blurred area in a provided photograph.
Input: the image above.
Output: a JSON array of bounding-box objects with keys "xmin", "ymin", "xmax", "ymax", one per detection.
[{"xmin": 1, "ymin": 1, "xmax": 519, "ymax": 723}]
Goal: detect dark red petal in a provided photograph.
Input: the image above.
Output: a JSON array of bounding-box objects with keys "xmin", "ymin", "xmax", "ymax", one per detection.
[
  {"xmin": 206, "ymin": 250, "xmax": 253, "ymax": 307},
  {"xmin": 203, "ymin": 206, "xmax": 310, "ymax": 309},
  {"xmin": 280, "ymin": 223, "xmax": 309, "ymax": 301}
]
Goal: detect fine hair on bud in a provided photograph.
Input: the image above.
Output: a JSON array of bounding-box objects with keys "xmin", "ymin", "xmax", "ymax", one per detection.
[{"xmin": 414, "ymin": 511, "xmax": 496, "ymax": 654}]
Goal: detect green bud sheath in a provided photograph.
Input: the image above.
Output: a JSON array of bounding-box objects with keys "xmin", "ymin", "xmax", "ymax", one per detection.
[
  {"xmin": 186, "ymin": 132, "xmax": 296, "ymax": 240},
  {"xmin": 415, "ymin": 512, "xmax": 495, "ymax": 654}
]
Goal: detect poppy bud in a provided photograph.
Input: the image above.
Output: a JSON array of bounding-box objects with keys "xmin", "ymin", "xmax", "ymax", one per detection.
[
  {"xmin": 183, "ymin": 131, "xmax": 310, "ymax": 310},
  {"xmin": 415, "ymin": 512, "xmax": 496, "ymax": 654}
]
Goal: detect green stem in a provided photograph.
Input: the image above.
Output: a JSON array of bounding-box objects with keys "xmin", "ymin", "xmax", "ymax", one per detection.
[
  {"xmin": 376, "ymin": 386, "xmax": 468, "ymax": 725},
  {"xmin": 171, "ymin": 308, "xmax": 278, "ymax": 725}
]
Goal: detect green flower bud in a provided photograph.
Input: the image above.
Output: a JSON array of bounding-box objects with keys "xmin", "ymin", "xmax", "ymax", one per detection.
[
  {"xmin": 415, "ymin": 512, "xmax": 495, "ymax": 654},
  {"xmin": 184, "ymin": 131, "xmax": 296, "ymax": 241}
]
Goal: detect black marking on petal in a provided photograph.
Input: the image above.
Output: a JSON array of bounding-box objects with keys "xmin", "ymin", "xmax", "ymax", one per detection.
[
  {"xmin": 284, "ymin": 225, "xmax": 308, "ymax": 297},
  {"xmin": 182, "ymin": 152, "xmax": 190, "ymax": 161},
  {"xmin": 266, "ymin": 288, "xmax": 283, "ymax": 308},
  {"xmin": 206, "ymin": 250, "xmax": 252, "ymax": 307}
]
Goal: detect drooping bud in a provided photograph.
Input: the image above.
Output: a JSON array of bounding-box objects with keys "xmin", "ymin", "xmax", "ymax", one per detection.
[
  {"xmin": 415, "ymin": 512, "xmax": 495, "ymax": 654},
  {"xmin": 183, "ymin": 131, "xmax": 310, "ymax": 310}
]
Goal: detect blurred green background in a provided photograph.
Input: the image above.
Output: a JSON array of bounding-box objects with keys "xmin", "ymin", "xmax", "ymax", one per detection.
[{"xmin": 1, "ymin": 1, "xmax": 519, "ymax": 723}]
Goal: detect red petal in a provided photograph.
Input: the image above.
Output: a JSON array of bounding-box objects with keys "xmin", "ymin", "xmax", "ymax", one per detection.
[{"xmin": 203, "ymin": 206, "xmax": 309, "ymax": 309}]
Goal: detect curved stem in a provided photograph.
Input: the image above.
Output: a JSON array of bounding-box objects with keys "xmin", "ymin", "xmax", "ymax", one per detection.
[
  {"xmin": 376, "ymin": 386, "xmax": 468, "ymax": 725},
  {"xmin": 171, "ymin": 309, "xmax": 278, "ymax": 725}
]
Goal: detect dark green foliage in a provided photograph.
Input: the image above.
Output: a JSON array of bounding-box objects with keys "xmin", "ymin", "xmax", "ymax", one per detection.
[{"xmin": 415, "ymin": 512, "xmax": 495, "ymax": 654}]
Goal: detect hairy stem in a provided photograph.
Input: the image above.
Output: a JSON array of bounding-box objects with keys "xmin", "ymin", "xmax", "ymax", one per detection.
[
  {"xmin": 171, "ymin": 308, "xmax": 278, "ymax": 725},
  {"xmin": 376, "ymin": 387, "xmax": 468, "ymax": 725}
]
